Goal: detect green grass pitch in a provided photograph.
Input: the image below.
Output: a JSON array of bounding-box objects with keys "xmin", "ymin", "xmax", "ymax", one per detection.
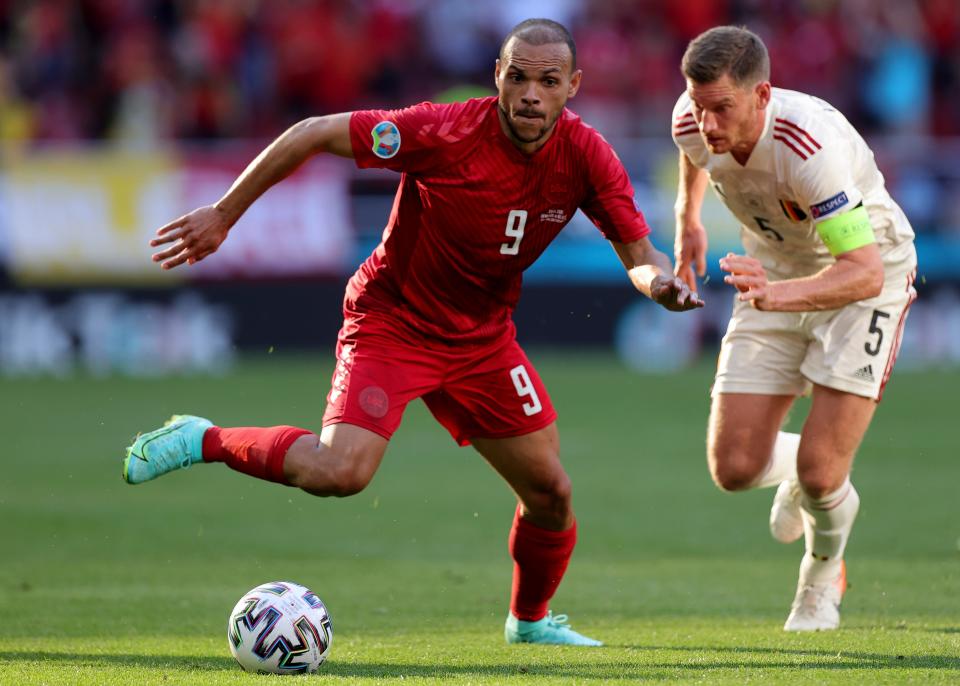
[{"xmin": 1, "ymin": 352, "xmax": 957, "ymax": 684}]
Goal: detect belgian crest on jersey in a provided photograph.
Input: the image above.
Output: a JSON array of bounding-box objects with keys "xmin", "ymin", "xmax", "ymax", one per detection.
[
  {"xmin": 371, "ymin": 121, "xmax": 401, "ymax": 159},
  {"xmin": 779, "ymin": 199, "xmax": 808, "ymax": 222}
]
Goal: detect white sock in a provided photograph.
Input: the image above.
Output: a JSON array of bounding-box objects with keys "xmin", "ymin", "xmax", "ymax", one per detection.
[
  {"xmin": 800, "ymin": 478, "xmax": 860, "ymax": 584},
  {"xmin": 752, "ymin": 431, "xmax": 800, "ymax": 489}
]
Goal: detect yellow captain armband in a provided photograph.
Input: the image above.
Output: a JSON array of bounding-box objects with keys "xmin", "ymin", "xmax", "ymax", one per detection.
[{"xmin": 815, "ymin": 205, "xmax": 875, "ymax": 256}]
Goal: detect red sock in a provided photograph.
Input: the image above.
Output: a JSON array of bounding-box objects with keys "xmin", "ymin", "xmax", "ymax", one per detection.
[
  {"xmin": 508, "ymin": 504, "xmax": 577, "ymax": 621},
  {"xmin": 201, "ymin": 426, "xmax": 312, "ymax": 485}
]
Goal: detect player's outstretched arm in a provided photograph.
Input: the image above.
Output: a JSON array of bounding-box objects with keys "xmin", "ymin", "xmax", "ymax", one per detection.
[
  {"xmin": 720, "ymin": 243, "xmax": 883, "ymax": 312},
  {"xmin": 720, "ymin": 201, "xmax": 885, "ymax": 311},
  {"xmin": 673, "ymin": 151, "xmax": 709, "ymax": 291},
  {"xmin": 150, "ymin": 113, "xmax": 354, "ymax": 270},
  {"xmin": 612, "ymin": 237, "xmax": 704, "ymax": 312}
]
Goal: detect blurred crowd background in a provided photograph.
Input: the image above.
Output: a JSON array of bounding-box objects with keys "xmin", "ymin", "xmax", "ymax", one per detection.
[
  {"xmin": 1, "ymin": 0, "xmax": 959, "ymax": 376},
  {"xmin": 3, "ymin": 0, "xmax": 960, "ymax": 142}
]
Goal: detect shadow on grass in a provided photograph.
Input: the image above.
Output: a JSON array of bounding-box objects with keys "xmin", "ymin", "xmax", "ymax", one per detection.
[
  {"xmin": 609, "ymin": 644, "xmax": 960, "ymax": 671},
  {"xmin": 0, "ymin": 651, "xmax": 237, "ymax": 672},
  {"xmin": 1, "ymin": 646, "xmax": 959, "ymax": 680}
]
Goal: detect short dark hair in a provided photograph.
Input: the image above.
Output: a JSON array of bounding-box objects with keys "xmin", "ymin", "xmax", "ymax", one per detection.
[
  {"xmin": 681, "ymin": 26, "xmax": 769, "ymax": 86},
  {"xmin": 500, "ymin": 18, "xmax": 577, "ymax": 71}
]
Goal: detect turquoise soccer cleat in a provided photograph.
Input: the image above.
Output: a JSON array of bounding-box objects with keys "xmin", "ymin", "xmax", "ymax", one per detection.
[
  {"xmin": 504, "ymin": 611, "xmax": 603, "ymax": 647},
  {"xmin": 123, "ymin": 414, "xmax": 213, "ymax": 484}
]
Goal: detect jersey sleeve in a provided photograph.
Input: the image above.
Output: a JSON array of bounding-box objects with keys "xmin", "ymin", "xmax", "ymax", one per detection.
[
  {"xmin": 671, "ymin": 91, "xmax": 709, "ymax": 168},
  {"xmin": 578, "ymin": 128, "xmax": 650, "ymax": 243},
  {"xmin": 350, "ymin": 99, "xmax": 488, "ymax": 175},
  {"xmin": 793, "ymin": 138, "xmax": 864, "ymax": 223}
]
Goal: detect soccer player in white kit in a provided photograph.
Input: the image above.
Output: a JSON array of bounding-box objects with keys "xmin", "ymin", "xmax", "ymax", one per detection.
[{"xmin": 672, "ymin": 26, "xmax": 917, "ymax": 631}]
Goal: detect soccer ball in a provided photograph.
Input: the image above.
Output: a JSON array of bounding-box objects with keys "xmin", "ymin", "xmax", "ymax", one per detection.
[{"xmin": 227, "ymin": 581, "xmax": 333, "ymax": 674}]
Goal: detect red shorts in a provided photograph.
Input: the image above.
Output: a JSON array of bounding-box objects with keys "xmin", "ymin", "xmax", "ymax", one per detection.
[{"xmin": 321, "ymin": 315, "xmax": 557, "ymax": 445}]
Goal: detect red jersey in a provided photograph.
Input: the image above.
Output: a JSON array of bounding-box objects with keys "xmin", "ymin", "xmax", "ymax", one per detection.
[{"xmin": 347, "ymin": 96, "xmax": 649, "ymax": 345}]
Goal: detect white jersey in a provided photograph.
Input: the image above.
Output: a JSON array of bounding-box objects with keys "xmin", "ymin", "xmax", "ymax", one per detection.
[{"xmin": 672, "ymin": 87, "xmax": 916, "ymax": 280}]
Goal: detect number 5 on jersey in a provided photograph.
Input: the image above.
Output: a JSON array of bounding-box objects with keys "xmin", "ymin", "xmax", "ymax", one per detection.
[
  {"xmin": 501, "ymin": 210, "xmax": 527, "ymax": 255},
  {"xmin": 510, "ymin": 364, "xmax": 542, "ymax": 416}
]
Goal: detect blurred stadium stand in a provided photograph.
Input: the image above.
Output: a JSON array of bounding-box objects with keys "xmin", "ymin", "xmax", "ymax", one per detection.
[{"xmin": 1, "ymin": 0, "xmax": 959, "ymax": 375}]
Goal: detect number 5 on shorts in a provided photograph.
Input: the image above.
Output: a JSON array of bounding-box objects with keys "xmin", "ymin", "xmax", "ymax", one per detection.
[{"xmin": 510, "ymin": 364, "xmax": 542, "ymax": 416}]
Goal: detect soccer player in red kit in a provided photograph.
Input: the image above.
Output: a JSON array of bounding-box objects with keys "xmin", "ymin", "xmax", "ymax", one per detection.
[{"xmin": 123, "ymin": 18, "xmax": 702, "ymax": 646}]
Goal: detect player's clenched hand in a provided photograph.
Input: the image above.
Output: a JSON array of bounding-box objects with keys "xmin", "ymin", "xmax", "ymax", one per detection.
[
  {"xmin": 650, "ymin": 274, "xmax": 705, "ymax": 311},
  {"xmin": 719, "ymin": 253, "xmax": 774, "ymax": 309},
  {"xmin": 674, "ymin": 219, "xmax": 707, "ymax": 292},
  {"xmin": 150, "ymin": 205, "xmax": 232, "ymax": 270}
]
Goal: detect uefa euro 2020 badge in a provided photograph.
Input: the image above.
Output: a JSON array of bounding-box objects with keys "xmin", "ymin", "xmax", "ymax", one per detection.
[{"xmin": 371, "ymin": 121, "xmax": 401, "ymax": 159}]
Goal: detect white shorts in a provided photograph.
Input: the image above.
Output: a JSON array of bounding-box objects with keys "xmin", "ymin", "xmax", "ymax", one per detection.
[{"xmin": 713, "ymin": 270, "xmax": 916, "ymax": 401}]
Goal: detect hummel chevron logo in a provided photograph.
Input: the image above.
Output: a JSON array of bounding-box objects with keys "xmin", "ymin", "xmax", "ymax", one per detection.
[{"xmin": 853, "ymin": 364, "xmax": 874, "ymax": 382}]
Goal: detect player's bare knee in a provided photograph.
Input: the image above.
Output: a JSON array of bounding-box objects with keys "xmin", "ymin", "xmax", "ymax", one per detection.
[
  {"xmin": 300, "ymin": 463, "xmax": 372, "ymax": 497},
  {"xmin": 548, "ymin": 472, "xmax": 573, "ymax": 513},
  {"xmin": 796, "ymin": 464, "xmax": 844, "ymax": 500},
  {"xmin": 710, "ymin": 452, "xmax": 763, "ymax": 492},
  {"xmin": 325, "ymin": 451, "xmax": 378, "ymax": 496},
  {"xmin": 293, "ymin": 441, "xmax": 377, "ymax": 497},
  {"xmin": 327, "ymin": 472, "xmax": 371, "ymax": 497},
  {"xmin": 711, "ymin": 468, "xmax": 754, "ymax": 492},
  {"xmin": 523, "ymin": 472, "xmax": 572, "ymax": 529}
]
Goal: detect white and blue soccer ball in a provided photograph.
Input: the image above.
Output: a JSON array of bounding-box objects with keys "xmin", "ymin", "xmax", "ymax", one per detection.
[{"xmin": 227, "ymin": 581, "xmax": 333, "ymax": 674}]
